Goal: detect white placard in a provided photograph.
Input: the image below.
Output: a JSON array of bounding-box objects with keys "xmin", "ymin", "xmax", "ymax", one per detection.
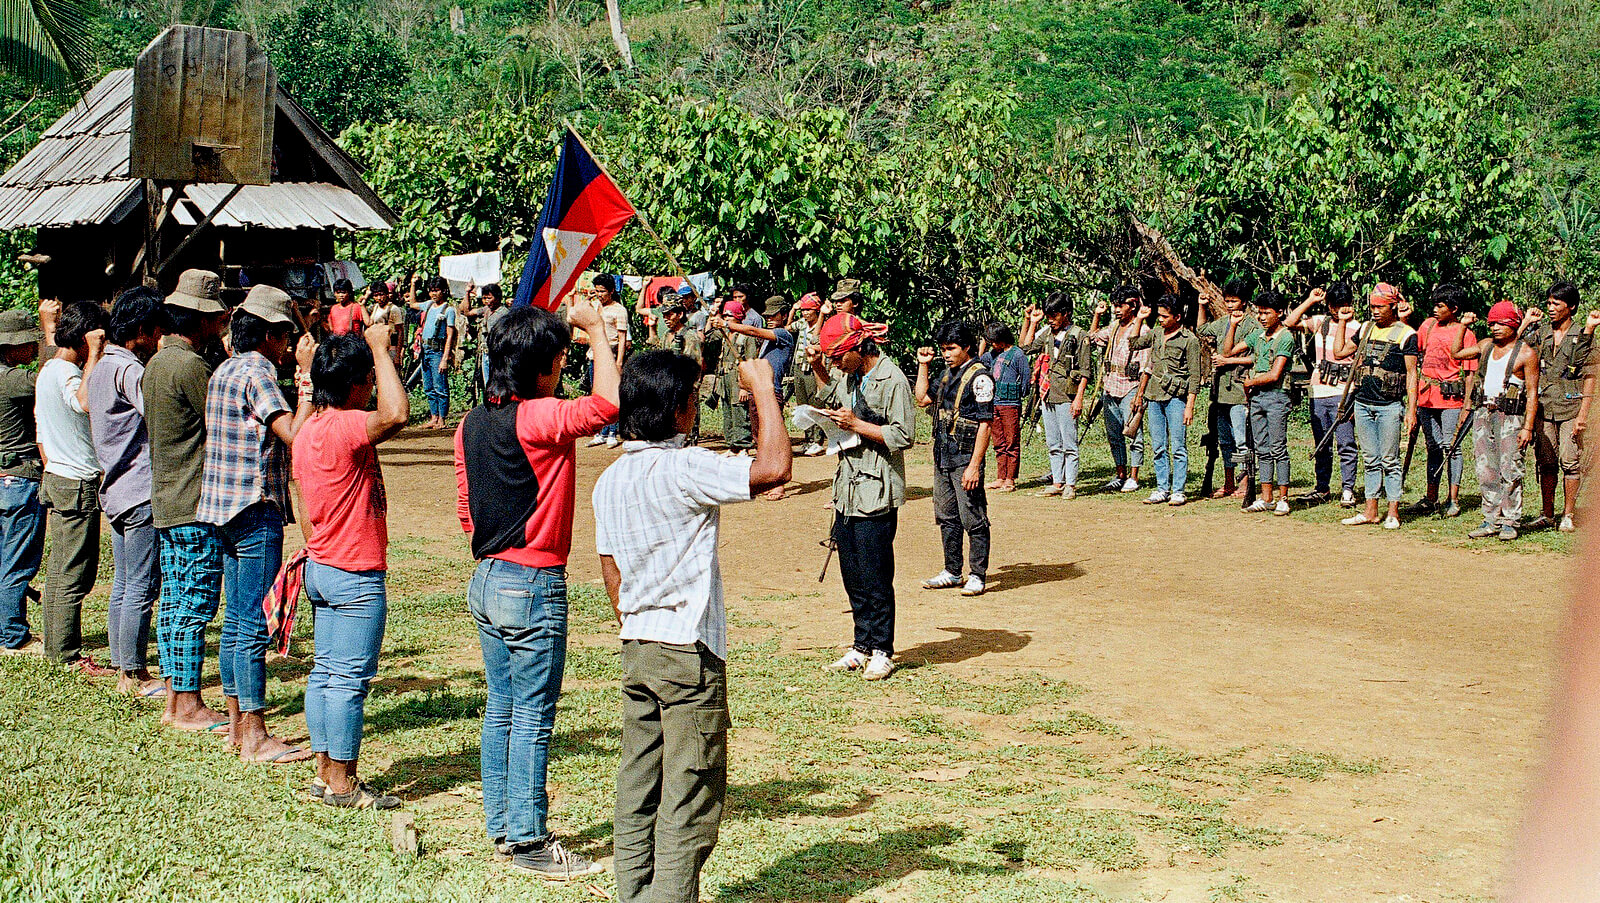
[{"xmin": 438, "ymin": 251, "xmax": 503, "ymax": 298}]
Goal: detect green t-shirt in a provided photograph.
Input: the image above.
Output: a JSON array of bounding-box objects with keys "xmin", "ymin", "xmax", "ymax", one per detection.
[
  {"xmin": 0, "ymin": 362, "xmax": 40, "ymax": 480},
  {"xmin": 1248, "ymin": 328, "xmax": 1296, "ymax": 392}
]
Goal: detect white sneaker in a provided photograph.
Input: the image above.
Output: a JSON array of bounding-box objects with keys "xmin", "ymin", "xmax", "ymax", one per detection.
[
  {"xmin": 604, "ymin": 436, "xmax": 620, "ymax": 448},
  {"xmin": 1273, "ymin": 499, "xmax": 1290, "ymax": 516},
  {"xmin": 1167, "ymin": 491, "xmax": 1186, "ymax": 506},
  {"xmin": 1340, "ymin": 489, "xmax": 1356, "ymax": 508},
  {"xmin": 1143, "ymin": 490, "xmax": 1168, "ymax": 505},
  {"xmin": 1561, "ymin": 514, "xmax": 1577, "ymax": 533},
  {"xmin": 586, "ymin": 436, "xmax": 607, "ymax": 447},
  {"xmin": 1102, "ymin": 477, "xmax": 1122, "ymax": 491},
  {"xmin": 922, "ymin": 570, "xmax": 962, "ymax": 590},
  {"xmin": 1120, "ymin": 478, "xmax": 1138, "ymax": 493},
  {"xmin": 960, "ymin": 575, "xmax": 985, "ymax": 596},
  {"xmin": 1244, "ymin": 499, "xmax": 1269, "ymax": 513},
  {"xmin": 803, "ymin": 443, "xmax": 825, "ymax": 457},
  {"xmin": 1341, "ymin": 513, "xmax": 1377, "ymax": 526},
  {"xmin": 1382, "ymin": 515, "xmax": 1401, "ymax": 530},
  {"xmin": 863, "ymin": 651, "xmax": 895, "ymax": 681},
  {"xmin": 826, "ymin": 649, "xmax": 866, "ymax": 672}
]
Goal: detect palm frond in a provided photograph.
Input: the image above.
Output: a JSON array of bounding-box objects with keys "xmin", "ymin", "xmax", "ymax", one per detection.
[{"xmin": 0, "ymin": 0, "xmax": 99, "ymax": 89}]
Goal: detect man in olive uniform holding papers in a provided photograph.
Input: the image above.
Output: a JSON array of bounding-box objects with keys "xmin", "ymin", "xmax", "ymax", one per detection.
[{"xmin": 806, "ymin": 312, "xmax": 916, "ymax": 681}]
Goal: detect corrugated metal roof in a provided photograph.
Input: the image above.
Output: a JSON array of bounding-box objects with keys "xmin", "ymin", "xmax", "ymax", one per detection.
[
  {"xmin": 173, "ymin": 183, "xmax": 392, "ymax": 230},
  {"xmin": 0, "ymin": 67, "xmax": 389, "ymax": 232}
]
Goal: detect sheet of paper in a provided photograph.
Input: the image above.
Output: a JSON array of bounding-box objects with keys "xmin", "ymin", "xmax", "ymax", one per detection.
[
  {"xmin": 438, "ymin": 251, "xmax": 503, "ymax": 298},
  {"xmin": 791, "ymin": 405, "xmax": 860, "ymax": 455}
]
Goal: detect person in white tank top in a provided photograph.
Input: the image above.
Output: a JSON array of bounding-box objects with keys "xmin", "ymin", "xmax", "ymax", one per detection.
[{"xmin": 1465, "ymin": 301, "xmax": 1540, "ymax": 541}]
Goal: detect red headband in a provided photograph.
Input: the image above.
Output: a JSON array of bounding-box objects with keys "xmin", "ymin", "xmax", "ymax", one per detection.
[
  {"xmin": 818, "ymin": 313, "xmax": 889, "ymax": 357},
  {"xmin": 1487, "ymin": 300, "xmax": 1522, "ymax": 329},
  {"xmin": 1369, "ymin": 283, "xmax": 1402, "ymax": 307}
]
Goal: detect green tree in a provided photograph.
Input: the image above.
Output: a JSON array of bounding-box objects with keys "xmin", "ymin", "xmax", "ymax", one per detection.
[
  {"xmin": 0, "ymin": 0, "xmax": 97, "ymax": 88},
  {"xmin": 1168, "ymin": 61, "xmax": 1540, "ymax": 302},
  {"xmin": 263, "ymin": 1, "xmax": 411, "ymax": 134}
]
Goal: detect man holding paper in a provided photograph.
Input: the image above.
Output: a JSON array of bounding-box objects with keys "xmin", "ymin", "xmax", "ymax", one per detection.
[{"xmin": 806, "ymin": 313, "xmax": 915, "ymax": 682}]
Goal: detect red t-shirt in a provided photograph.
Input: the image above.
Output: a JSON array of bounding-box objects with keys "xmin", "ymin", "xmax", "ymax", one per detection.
[
  {"xmin": 454, "ymin": 394, "xmax": 619, "ymax": 568},
  {"xmin": 1417, "ymin": 318, "xmax": 1476, "ymax": 410},
  {"xmin": 292, "ymin": 409, "xmax": 388, "ymax": 571},
  {"xmin": 327, "ymin": 302, "xmax": 367, "ymax": 336}
]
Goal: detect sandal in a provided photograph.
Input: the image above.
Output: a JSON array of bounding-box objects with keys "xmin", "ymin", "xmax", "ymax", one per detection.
[
  {"xmin": 1340, "ymin": 513, "xmax": 1378, "ymax": 526},
  {"xmin": 255, "ymin": 746, "xmax": 311, "ymax": 765},
  {"xmin": 324, "ymin": 782, "xmax": 402, "ymax": 810}
]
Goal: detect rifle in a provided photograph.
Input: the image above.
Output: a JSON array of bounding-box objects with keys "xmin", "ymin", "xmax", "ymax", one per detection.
[
  {"xmin": 1199, "ymin": 330, "xmax": 1223, "ymax": 498},
  {"xmin": 1307, "ymin": 322, "xmax": 1372, "ymax": 462},
  {"xmin": 1400, "ymin": 422, "xmax": 1422, "ymax": 490},
  {"xmin": 1020, "ymin": 358, "xmax": 1043, "ymax": 449},
  {"xmin": 1440, "ymin": 408, "xmax": 1475, "ymax": 476},
  {"xmin": 1241, "ymin": 388, "xmax": 1258, "ymax": 509},
  {"xmin": 817, "ymin": 536, "xmax": 836, "ymax": 582},
  {"xmin": 1123, "ymin": 396, "xmax": 1145, "ymax": 438}
]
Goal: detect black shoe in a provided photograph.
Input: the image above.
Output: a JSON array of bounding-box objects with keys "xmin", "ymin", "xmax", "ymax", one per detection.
[
  {"xmin": 1302, "ymin": 490, "xmax": 1329, "ymax": 506},
  {"xmin": 509, "ymin": 839, "xmax": 605, "ymax": 880},
  {"xmin": 323, "ymin": 782, "xmax": 402, "ymax": 810}
]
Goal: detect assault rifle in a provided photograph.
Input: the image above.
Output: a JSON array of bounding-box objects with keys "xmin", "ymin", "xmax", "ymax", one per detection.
[
  {"xmin": 1307, "ymin": 323, "xmax": 1373, "ymax": 463},
  {"xmin": 1198, "ymin": 331, "xmax": 1223, "ymax": 498},
  {"xmin": 1240, "ymin": 387, "xmax": 1257, "ymax": 509}
]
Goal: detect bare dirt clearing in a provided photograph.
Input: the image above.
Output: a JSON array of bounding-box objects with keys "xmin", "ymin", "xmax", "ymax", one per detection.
[{"xmin": 374, "ymin": 425, "xmax": 1567, "ymax": 902}]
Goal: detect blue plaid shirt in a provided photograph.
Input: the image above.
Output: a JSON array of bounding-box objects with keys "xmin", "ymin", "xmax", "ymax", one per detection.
[{"xmin": 197, "ymin": 351, "xmax": 292, "ymax": 526}]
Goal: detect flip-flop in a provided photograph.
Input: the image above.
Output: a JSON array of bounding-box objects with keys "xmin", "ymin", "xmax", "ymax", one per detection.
[
  {"xmin": 139, "ymin": 685, "xmax": 168, "ymax": 698},
  {"xmin": 257, "ymin": 746, "xmax": 311, "ymax": 765},
  {"xmin": 205, "ymin": 721, "xmax": 231, "ymax": 734}
]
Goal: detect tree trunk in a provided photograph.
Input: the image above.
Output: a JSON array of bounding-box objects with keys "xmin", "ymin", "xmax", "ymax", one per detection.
[{"xmin": 605, "ymin": 0, "xmax": 635, "ymax": 69}]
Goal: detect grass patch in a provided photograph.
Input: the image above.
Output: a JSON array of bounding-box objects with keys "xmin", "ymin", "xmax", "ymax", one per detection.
[
  {"xmin": 0, "ymin": 536, "xmax": 1382, "ymax": 901},
  {"xmin": 1254, "ymin": 748, "xmax": 1386, "ymax": 781},
  {"xmin": 1031, "ymin": 711, "xmax": 1124, "ymax": 738}
]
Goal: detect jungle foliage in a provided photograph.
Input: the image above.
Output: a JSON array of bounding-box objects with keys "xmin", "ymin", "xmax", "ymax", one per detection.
[{"xmin": 0, "ymin": 0, "xmax": 1597, "ymax": 334}]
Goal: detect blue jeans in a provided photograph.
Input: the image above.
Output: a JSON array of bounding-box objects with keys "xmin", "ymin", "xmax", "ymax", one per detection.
[
  {"xmin": 469, "ymin": 559, "xmax": 569, "ymax": 845},
  {"xmin": 1146, "ymin": 397, "xmax": 1189, "ymax": 493},
  {"xmin": 304, "ymin": 561, "xmax": 387, "ymax": 762},
  {"xmin": 0, "ymin": 475, "xmax": 44, "ymax": 649},
  {"xmin": 1223, "ymin": 403, "xmax": 1250, "ymax": 469},
  {"xmin": 1354, "ymin": 400, "xmax": 1405, "ymax": 502},
  {"xmin": 587, "ymin": 361, "xmax": 619, "ymax": 439},
  {"xmin": 422, "ymin": 350, "xmax": 450, "ymax": 419},
  {"xmin": 217, "ymin": 503, "xmax": 283, "ymax": 712},
  {"xmin": 107, "ymin": 503, "xmax": 159, "ymax": 672},
  {"xmin": 1420, "ymin": 406, "xmax": 1465, "ymax": 489},
  {"xmin": 1102, "ymin": 392, "xmax": 1144, "ymax": 470},
  {"xmin": 1310, "ymin": 396, "xmax": 1359, "ymax": 494},
  {"xmin": 1039, "ymin": 401, "xmax": 1080, "ymax": 487}
]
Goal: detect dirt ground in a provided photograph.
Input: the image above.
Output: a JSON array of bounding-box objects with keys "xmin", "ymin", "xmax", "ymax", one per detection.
[{"xmin": 377, "ymin": 425, "xmax": 1572, "ymax": 902}]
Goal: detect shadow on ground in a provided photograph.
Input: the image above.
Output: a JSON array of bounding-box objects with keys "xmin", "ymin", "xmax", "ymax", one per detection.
[
  {"xmin": 715, "ymin": 824, "xmax": 1001, "ymax": 902},
  {"xmin": 898, "ymin": 627, "xmax": 1033, "ymax": 666}
]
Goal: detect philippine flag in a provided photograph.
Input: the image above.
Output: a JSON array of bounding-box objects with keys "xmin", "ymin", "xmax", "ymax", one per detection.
[{"xmin": 513, "ymin": 129, "xmax": 637, "ymax": 311}]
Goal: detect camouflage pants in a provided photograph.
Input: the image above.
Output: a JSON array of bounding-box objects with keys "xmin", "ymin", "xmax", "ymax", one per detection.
[{"xmin": 1473, "ymin": 409, "xmax": 1524, "ymax": 527}]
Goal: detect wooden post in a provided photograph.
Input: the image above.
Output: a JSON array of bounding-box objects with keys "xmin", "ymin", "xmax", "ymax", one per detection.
[
  {"xmin": 156, "ymin": 184, "xmax": 242, "ymax": 275},
  {"xmin": 132, "ymin": 180, "xmax": 182, "ymax": 287}
]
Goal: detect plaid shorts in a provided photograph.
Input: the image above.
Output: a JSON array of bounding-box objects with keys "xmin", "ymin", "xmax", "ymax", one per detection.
[{"xmin": 156, "ymin": 524, "xmax": 223, "ymax": 693}]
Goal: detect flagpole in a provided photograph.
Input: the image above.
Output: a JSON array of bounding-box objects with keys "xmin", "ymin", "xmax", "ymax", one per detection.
[{"xmin": 562, "ymin": 121, "xmax": 705, "ymax": 307}]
